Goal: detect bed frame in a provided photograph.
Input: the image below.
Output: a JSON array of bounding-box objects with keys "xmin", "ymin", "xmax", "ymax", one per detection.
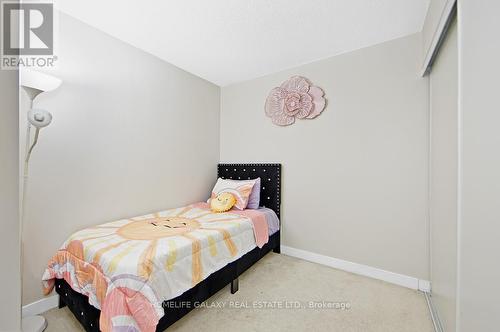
[{"xmin": 55, "ymin": 163, "xmax": 282, "ymax": 331}]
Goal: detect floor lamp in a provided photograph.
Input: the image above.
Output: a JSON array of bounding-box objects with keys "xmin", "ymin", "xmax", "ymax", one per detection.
[{"xmin": 20, "ymin": 69, "xmax": 62, "ymax": 332}]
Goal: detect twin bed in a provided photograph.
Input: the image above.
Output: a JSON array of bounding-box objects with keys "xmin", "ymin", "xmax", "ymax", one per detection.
[{"xmin": 43, "ymin": 164, "xmax": 281, "ymax": 331}]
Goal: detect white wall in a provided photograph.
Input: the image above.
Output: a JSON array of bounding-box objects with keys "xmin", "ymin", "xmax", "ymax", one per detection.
[
  {"xmin": 221, "ymin": 33, "xmax": 429, "ymax": 280},
  {"xmin": 21, "ymin": 13, "xmax": 220, "ymax": 304},
  {"xmin": 0, "ymin": 66, "xmax": 21, "ymax": 331},
  {"xmin": 429, "ymin": 18, "xmax": 457, "ymax": 332},
  {"xmin": 458, "ymin": 1, "xmax": 500, "ymax": 330}
]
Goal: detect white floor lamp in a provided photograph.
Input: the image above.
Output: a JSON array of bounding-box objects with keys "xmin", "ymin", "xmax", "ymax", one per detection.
[{"xmin": 20, "ymin": 69, "xmax": 62, "ymax": 332}]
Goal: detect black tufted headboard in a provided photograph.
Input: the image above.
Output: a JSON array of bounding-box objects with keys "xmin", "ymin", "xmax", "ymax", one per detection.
[{"xmin": 217, "ymin": 163, "xmax": 281, "ymax": 220}]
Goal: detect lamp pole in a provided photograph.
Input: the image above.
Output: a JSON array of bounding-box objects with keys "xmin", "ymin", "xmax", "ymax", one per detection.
[
  {"xmin": 19, "ymin": 70, "xmax": 61, "ymax": 332},
  {"xmin": 20, "ymin": 93, "xmax": 49, "ymax": 332}
]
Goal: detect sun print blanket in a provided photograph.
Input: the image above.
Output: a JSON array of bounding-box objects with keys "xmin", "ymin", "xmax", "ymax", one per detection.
[{"xmin": 42, "ymin": 204, "xmax": 268, "ymax": 332}]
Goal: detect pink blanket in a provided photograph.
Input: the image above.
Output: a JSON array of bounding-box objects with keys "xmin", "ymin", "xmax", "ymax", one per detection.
[{"xmin": 191, "ymin": 202, "xmax": 269, "ymax": 248}]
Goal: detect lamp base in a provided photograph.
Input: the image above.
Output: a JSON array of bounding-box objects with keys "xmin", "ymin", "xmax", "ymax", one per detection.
[{"xmin": 22, "ymin": 315, "xmax": 47, "ymax": 332}]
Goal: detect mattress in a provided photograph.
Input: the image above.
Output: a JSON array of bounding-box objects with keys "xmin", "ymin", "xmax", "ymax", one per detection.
[{"xmin": 42, "ymin": 203, "xmax": 278, "ymax": 332}]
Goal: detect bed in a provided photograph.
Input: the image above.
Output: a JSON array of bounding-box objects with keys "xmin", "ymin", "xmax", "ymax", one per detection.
[{"xmin": 45, "ymin": 163, "xmax": 281, "ymax": 331}]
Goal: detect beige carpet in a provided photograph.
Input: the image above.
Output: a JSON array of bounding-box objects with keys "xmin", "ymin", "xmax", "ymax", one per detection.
[{"xmin": 44, "ymin": 253, "xmax": 433, "ymax": 332}]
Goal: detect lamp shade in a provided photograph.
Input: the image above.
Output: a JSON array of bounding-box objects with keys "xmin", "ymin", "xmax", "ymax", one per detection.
[{"xmin": 20, "ymin": 69, "xmax": 62, "ymax": 101}]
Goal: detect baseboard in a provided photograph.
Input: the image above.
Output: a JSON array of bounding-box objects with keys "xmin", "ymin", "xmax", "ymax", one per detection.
[
  {"xmin": 281, "ymin": 245, "xmax": 431, "ymax": 292},
  {"xmin": 22, "ymin": 294, "xmax": 59, "ymax": 317},
  {"xmin": 418, "ymin": 279, "xmax": 431, "ymax": 292}
]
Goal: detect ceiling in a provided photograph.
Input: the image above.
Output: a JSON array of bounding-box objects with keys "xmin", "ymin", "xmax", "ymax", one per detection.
[{"xmin": 59, "ymin": 0, "xmax": 430, "ymax": 86}]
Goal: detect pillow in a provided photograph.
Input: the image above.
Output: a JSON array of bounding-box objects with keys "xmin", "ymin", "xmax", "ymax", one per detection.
[
  {"xmin": 210, "ymin": 192, "xmax": 237, "ymax": 213},
  {"xmin": 246, "ymin": 177, "xmax": 261, "ymax": 209},
  {"xmin": 209, "ymin": 178, "xmax": 257, "ymax": 210}
]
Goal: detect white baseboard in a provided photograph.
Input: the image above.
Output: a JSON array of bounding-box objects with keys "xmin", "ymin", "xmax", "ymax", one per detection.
[
  {"xmin": 281, "ymin": 245, "xmax": 431, "ymax": 292},
  {"xmin": 418, "ymin": 279, "xmax": 431, "ymax": 293},
  {"xmin": 22, "ymin": 294, "xmax": 59, "ymax": 317}
]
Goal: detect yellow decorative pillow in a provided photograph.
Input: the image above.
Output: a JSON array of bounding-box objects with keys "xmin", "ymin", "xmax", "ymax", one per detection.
[
  {"xmin": 210, "ymin": 192, "xmax": 237, "ymax": 213},
  {"xmin": 209, "ymin": 178, "xmax": 257, "ymax": 210}
]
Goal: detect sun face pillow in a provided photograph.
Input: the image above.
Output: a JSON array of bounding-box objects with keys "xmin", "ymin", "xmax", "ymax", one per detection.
[
  {"xmin": 210, "ymin": 192, "xmax": 237, "ymax": 213},
  {"xmin": 209, "ymin": 178, "xmax": 258, "ymax": 210}
]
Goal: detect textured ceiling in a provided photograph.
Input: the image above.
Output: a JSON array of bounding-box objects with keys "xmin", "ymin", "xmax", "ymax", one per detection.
[{"xmin": 59, "ymin": 0, "xmax": 430, "ymax": 86}]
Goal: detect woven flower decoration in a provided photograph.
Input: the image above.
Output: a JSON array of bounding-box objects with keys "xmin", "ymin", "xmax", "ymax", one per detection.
[{"xmin": 265, "ymin": 76, "xmax": 326, "ymax": 126}]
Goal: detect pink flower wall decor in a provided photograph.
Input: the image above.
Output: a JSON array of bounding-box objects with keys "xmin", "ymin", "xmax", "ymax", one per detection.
[{"xmin": 265, "ymin": 76, "xmax": 326, "ymax": 126}]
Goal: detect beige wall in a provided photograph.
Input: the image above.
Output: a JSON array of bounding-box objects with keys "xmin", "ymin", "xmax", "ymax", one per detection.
[
  {"xmin": 221, "ymin": 34, "xmax": 429, "ymax": 279},
  {"xmin": 21, "ymin": 14, "xmax": 220, "ymax": 304},
  {"xmin": 0, "ymin": 66, "xmax": 21, "ymax": 331},
  {"xmin": 458, "ymin": 0, "xmax": 500, "ymax": 330},
  {"xmin": 429, "ymin": 18, "xmax": 457, "ymax": 332}
]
